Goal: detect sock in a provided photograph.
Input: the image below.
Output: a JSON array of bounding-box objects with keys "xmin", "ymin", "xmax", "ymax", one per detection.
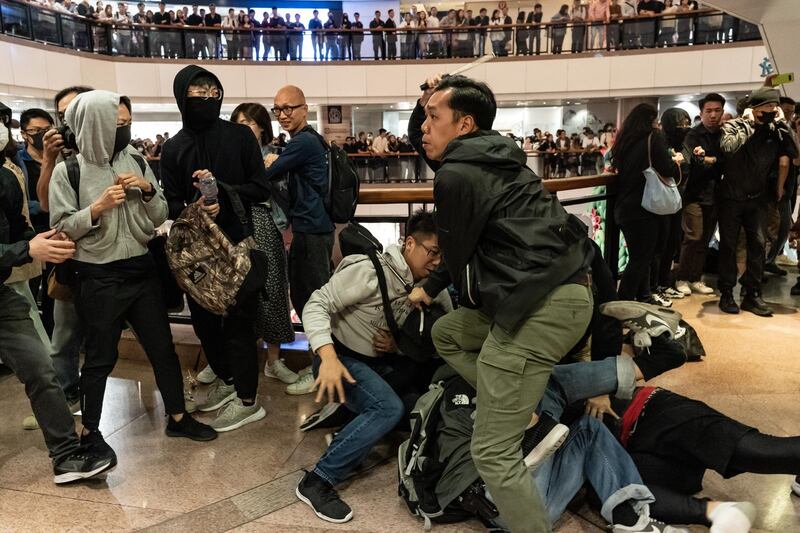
[
  {"xmin": 633, "ymin": 333, "xmax": 686, "ymax": 381},
  {"xmin": 242, "ymin": 399, "xmax": 255, "ymax": 407},
  {"xmin": 611, "ymin": 501, "xmax": 640, "ymax": 528},
  {"xmin": 709, "ymin": 502, "xmax": 754, "ymax": 533}
]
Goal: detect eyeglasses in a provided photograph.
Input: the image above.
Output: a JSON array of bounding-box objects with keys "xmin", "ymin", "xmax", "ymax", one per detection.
[
  {"xmin": 116, "ymin": 120, "xmax": 132, "ymax": 128},
  {"xmin": 271, "ymin": 104, "xmax": 304, "ymax": 118},
  {"xmin": 23, "ymin": 127, "xmax": 51, "ymax": 136},
  {"xmin": 187, "ymin": 89, "xmax": 222, "ymax": 100},
  {"xmin": 419, "ymin": 242, "xmax": 441, "ymax": 259}
]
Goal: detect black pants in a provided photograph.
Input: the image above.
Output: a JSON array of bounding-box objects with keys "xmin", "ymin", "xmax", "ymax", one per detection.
[
  {"xmin": 386, "ymin": 38, "xmax": 397, "ymax": 59},
  {"xmin": 619, "ymin": 216, "xmax": 668, "ymax": 301},
  {"xmin": 74, "ymin": 258, "xmax": 185, "ymax": 431},
  {"xmin": 0, "ymin": 286, "xmax": 80, "ymax": 461},
  {"xmin": 289, "ymin": 231, "xmax": 334, "ymax": 319},
  {"xmin": 766, "ymin": 195, "xmax": 792, "ymax": 265},
  {"xmin": 187, "ymin": 294, "xmax": 258, "ymax": 399},
  {"xmin": 653, "ymin": 210, "xmax": 683, "ymax": 289},
  {"xmin": 372, "ymin": 36, "xmax": 385, "ymax": 59},
  {"xmin": 571, "ymin": 25, "xmax": 585, "ymax": 53},
  {"xmin": 717, "ymin": 196, "xmax": 767, "ymax": 292}
]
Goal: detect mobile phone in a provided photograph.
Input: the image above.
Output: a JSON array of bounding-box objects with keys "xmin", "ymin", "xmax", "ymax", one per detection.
[{"xmin": 769, "ymin": 73, "xmax": 795, "ymax": 87}]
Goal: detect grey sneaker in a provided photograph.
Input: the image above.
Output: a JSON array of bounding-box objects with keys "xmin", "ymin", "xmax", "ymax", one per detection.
[
  {"xmin": 286, "ymin": 372, "xmax": 316, "ymax": 396},
  {"xmin": 196, "ymin": 364, "xmax": 217, "ymax": 385},
  {"xmin": 265, "ymin": 359, "xmax": 299, "ymax": 384},
  {"xmin": 184, "ymin": 389, "xmax": 197, "ymax": 414},
  {"xmin": 600, "ymin": 301, "xmax": 682, "ymax": 341},
  {"xmin": 198, "ymin": 379, "xmax": 237, "ymax": 412},
  {"xmin": 210, "ymin": 398, "xmax": 266, "ymax": 432}
]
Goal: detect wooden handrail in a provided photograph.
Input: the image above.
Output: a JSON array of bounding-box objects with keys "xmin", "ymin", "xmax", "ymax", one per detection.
[{"xmin": 357, "ymin": 173, "xmax": 616, "ymax": 204}]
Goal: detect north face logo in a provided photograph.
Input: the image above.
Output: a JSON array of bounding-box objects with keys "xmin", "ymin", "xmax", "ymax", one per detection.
[
  {"xmin": 189, "ymin": 266, "xmax": 207, "ymax": 284},
  {"xmin": 451, "ymin": 394, "xmax": 470, "ymax": 407}
]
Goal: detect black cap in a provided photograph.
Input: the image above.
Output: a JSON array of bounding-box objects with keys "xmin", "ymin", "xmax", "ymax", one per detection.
[{"xmin": 748, "ymin": 87, "xmax": 780, "ymax": 108}]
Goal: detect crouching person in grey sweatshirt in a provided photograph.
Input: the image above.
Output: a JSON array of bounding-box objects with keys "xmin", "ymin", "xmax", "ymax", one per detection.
[
  {"xmin": 48, "ymin": 90, "xmax": 216, "ymax": 468},
  {"xmin": 295, "ymin": 210, "xmax": 452, "ymax": 524}
]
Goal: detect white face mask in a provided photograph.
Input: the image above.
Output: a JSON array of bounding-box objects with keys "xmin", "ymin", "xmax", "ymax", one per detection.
[{"xmin": 0, "ymin": 124, "xmax": 9, "ymax": 152}]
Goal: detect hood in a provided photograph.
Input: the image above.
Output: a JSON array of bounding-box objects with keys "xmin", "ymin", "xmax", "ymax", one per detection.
[
  {"xmin": 65, "ymin": 90, "xmax": 121, "ymax": 165},
  {"xmin": 173, "ymin": 65, "xmax": 224, "ymax": 117},
  {"xmin": 441, "ymin": 131, "xmax": 527, "ymax": 170}
]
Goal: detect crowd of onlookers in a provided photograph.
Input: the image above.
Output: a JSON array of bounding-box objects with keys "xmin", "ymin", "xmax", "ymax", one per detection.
[{"xmin": 14, "ymin": 0, "xmax": 759, "ymax": 60}]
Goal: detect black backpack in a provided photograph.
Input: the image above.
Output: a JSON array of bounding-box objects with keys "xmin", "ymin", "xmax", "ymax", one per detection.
[
  {"xmin": 338, "ymin": 222, "xmax": 445, "ymax": 362},
  {"xmin": 306, "ymin": 128, "xmax": 360, "ymax": 223}
]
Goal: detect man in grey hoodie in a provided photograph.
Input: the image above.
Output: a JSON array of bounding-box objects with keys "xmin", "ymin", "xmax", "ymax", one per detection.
[
  {"xmin": 48, "ymin": 90, "xmax": 216, "ymax": 468},
  {"xmin": 295, "ymin": 210, "xmax": 452, "ymax": 524}
]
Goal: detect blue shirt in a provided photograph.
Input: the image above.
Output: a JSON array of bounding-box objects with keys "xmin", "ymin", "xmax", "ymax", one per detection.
[{"xmin": 265, "ymin": 128, "xmax": 333, "ymax": 234}]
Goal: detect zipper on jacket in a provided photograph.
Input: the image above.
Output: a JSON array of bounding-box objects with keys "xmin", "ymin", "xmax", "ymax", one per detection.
[{"xmin": 465, "ymin": 263, "xmax": 476, "ymax": 306}]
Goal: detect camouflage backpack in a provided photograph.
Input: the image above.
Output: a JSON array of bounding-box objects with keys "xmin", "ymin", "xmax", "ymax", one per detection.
[{"xmin": 165, "ymin": 191, "xmax": 266, "ymax": 316}]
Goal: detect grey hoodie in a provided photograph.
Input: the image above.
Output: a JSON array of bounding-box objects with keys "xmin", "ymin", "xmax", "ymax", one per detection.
[
  {"xmin": 49, "ymin": 90, "xmax": 167, "ymax": 264},
  {"xmin": 303, "ymin": 244, "xmax": 453, "ymax": 358}
]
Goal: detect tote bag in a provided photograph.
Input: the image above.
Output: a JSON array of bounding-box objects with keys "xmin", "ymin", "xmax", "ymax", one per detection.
[{"xmin": 641, "ymin": 133, "xmax": 682, "ymax": 215}]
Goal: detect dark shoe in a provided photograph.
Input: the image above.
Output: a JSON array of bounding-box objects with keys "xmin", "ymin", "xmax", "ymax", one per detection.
[
  {"xmin": 791, "ymin": 281, "xmax": 800, "ymax": 296},
  {"xmin": 718, "ymin": 292, "xmax": 740, "ymax": 314},
  {"xmin": 296, "ymin": 470, "xmax": 353, "ymax": 523},
  {"xmin": 764, "ymin": 263, "xmax": 788, "ymax": 276},
  {"xmin": 740, "ymin": 291, "xmax": 773, "ymax": 317},
  {"xmin": 521, "ymin": 413, "xmax": 570, "ymax": 471},
  {"xmin": 633, "ymin": 332, "xmax": 688, "ymax": 380},
  {"xmin": 166, "ymin": 414, "xmax": 218, "ymax": 441},
  {"xmin": 300, "ymin": 403, "xmax": 355, "ymax": 432},
  {"xmin": 53, "ymin": 450, "xmax": 114, "ymax": 484},
  {"xmin": 80, "ymin": 430, "xmax": 117, "ymax": 469}
]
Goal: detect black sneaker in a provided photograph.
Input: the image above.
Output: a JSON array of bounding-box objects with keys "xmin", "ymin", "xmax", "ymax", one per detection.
[
  {"xmin": 521, "ymin": 413, "xmax": 569, "ymax": 471},
  {"xmin": 166, "ymin": 414, "xmax": 218, "ymax": 441},
  {"xmin": 718, "ymin": 291, "xmax": 740, "ymax": 314},
  {"xmin": 80, "ymin": 430, "xmax": 117, "ymax": 469},
  {"xmin": 300, "ymin": 403, "xmax": 355, "ymax": 432},
  {"xmin": 764, "ymin": 263, "xmax": 788, "ymax": 276},
  {"xmin": 295, "ymin": 470, "xmax": 353, "ymax": 523},
  {"xmin": 740, "ymin": 290, "xmax": 773, "ymax": 317},
  {"xmin": 53, "ymin": 450, "xmax": 114, "ymax": 484},
  {"xmin": 632, "ymin": 332, "xmax": 687, "ymax": 381}
]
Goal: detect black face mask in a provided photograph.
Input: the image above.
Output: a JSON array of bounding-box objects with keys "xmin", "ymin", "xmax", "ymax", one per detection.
[
  {"xmin": 184, "ymin": 97, "xmax": 221, "ymax": 131},
  {"xmin": 29, "ymin": 131, "xmax": 46, "ymax": 151},
  {"xmin": 113, "ymin": 124, "xmax": 131, "ymax": 155},
  {"xmin": 760, "ymin": 111, "xmax": 777, "ymax": 124}
]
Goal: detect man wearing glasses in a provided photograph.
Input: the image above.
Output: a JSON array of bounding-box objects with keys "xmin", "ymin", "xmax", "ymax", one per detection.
[
  {"xmin": 19, "ymin": 109, "xmax": 56, "ymax": 234},
  {"xmin": 263, "ymin": 85, "xmax": 335, "ymax": 395},
  {"xmin": 161, "ymin": 66, "xmax": 273, "ymax": 431}
]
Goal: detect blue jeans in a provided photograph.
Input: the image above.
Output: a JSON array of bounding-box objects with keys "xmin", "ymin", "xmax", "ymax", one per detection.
[
  {"xmin": 312, "ymin": 354, "xmax": 404, "ymax": 486},
  {"xmin": 532, "ymin": 415, "xmax": 654, "ymax": 525},
  {"xmin": 539, "ymin": 356, "xmax": 636, "ymax": 420}
]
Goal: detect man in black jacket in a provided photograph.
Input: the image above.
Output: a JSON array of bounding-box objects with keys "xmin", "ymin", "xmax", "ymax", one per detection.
[
  {"xmin": 717, "ymin": 87, "xmax": 798, "ymax": 316},
  {"xmin": 161, "ymin": 65, "xmax": 271, "ymax": 432},
  {"xmin": 675, "ymin": 93, "xmax": 725, "ymax": 297},
  {"xmin": 0, "ymin": 118, "xmax": 112, "ymax": 482},
  {"xmin": 408, "ymin": 74, "xmax": 594, "ymax": 533}
]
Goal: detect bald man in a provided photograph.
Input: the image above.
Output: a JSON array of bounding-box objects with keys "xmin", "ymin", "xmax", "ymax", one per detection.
[{"xmin": 266, "ymin": 86, "xmax": 334, "ymax": 377}]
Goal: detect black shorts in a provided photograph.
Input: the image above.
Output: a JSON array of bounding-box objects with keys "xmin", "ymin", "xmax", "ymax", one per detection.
[{"xmin": 627, "ymin": 390, "xmax": 755, "ymax": 494}]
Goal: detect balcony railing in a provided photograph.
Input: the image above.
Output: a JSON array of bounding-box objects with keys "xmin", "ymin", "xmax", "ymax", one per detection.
[{"xmin": 0, "ymin": 1, "xmax": 760, "ymax": 61}]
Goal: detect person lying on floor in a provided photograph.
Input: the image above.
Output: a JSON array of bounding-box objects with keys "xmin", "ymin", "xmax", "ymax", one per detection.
[
  {"xmin": 539, "ymin": 300, "xmax": 795, "ymax": 533},
  {"xmin": 295, "ymin": 209, "xmax": 452, "ymax": 524}
]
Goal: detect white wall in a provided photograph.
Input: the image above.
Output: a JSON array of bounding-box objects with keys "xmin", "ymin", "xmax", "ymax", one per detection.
[{"xmin": 0, "ymin": 37, "xmax": 770, "ymax": 105}]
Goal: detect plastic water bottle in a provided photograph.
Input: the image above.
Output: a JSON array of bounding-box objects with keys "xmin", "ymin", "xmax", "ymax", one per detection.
[{"xmin": 197, "ymin": 175, "xmax": 218, "ymax": 205}]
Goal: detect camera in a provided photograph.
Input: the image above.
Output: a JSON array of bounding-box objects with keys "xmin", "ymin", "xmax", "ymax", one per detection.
[{"xmin": 56, "ymin": 125, "xmax": 79, "ymax": 152}]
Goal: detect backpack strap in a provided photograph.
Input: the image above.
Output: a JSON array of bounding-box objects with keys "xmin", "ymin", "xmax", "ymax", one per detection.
[
  {"xmin": 65, "ymin": 154, "xmax": 81, "ymax": 205},
  {"xmin": 366, "ymin": 249, "xmax": 403, "ymax": 347},
  {"xmin": 217, "ymin": 181, "xmax": 250, "ymax": 230},
  {"xmin": 130, "ymin": 152, "xmax": 148, "ymax": 176}
]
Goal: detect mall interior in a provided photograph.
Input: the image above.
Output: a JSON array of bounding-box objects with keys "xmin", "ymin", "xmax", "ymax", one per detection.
[{"xmin": 0, "ymin": 0, "xmax": 798, "ymax": 531}]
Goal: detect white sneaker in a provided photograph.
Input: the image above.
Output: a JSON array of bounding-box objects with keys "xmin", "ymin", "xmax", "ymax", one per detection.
[
  {"xmin": 649, "ymin": 292, "xmax": 672, "ymax": 308},
  {"xmin": 196, "ymin": 365, "xmax": 217, "ymax": 385},
  {"xmin": 660, "ymin": 287, "xmax": 685, "ymax": 300},
  {"xmin": 689, "ymin": 281, "xmax": 714, "ymax": 295},
  {"xmin": 675, "ymin": 280, "xmax": 692, "ymax": 296},
  {"xmin": 198, "ymin": 379, "xmax": 237, "ymax": 412},
  {"xmin": 265, "ymin": 359, "xmax": 299, "ymax": 384},
  {"xmin": 210, "ymin": 398, "xmax": 266, "ymax": 432},
  {"xmin": 286, "ymin": 372, "xmax": 316, "ymax": 395},
  {"xmin": 792, "ymin": 476, "xmax": 800, "ymax": 497}
]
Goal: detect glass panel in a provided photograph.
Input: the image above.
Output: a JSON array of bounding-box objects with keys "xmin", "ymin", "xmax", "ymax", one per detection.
[
  {"xmin": 1, "ymin": 0, "xmax": 31, "ymax": 39},
  {"xmin": 61, "ymin": 15, "xmax": 91, "ymax": 51}
]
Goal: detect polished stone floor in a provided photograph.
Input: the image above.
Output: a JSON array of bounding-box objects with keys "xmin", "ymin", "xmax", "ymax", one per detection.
[{"xmin": 0, "ymin": 270, "xmax": 798, "ymax": 532}]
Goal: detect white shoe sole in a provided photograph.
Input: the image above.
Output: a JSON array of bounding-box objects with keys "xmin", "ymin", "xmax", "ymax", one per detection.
[
  {"xmin": 295, "ymin": 485, "xmax": 354, "ymax": 523},
  {"xmin": 53, "ymin": 459, "xmax": 114, "ymax": 484},
  {"xmin": 265, "ymin": 369, "xmax": 300, "ymax": 384},
  {"xmin": 792, "ymin": 482, "xmax": 800, "ymax": 497},
  {"xmin": 691, "ymin": 287, "xmax": 715, "ymax": 295},
  {"xmin": 300, "ymin": 402, "xmax": 342, "ymax": 432},
  {"xmin": 523, "ymin": 425, "xmax": 570, "ymax": 471},
  {"xmin": 198, "ymin": 390, "xmax": 237, "ymax": 412},
  {"xmin": 212, "ymin": 406, "xmax": 267, "ymax": 432},
  {"xmin": 286, "ymin": 382, "xmax": 317, "ymax": 396},
  {"xmin": 600, "ymin": 301, "xmax": 682, "ymax": 322}
]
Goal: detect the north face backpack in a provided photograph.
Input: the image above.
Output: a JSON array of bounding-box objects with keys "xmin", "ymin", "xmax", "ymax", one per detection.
[
  {"xmin": 306, "ymin": 127, "xmax": 360, "ymax": 223},
  {"xmin": 398, "ymin": 376, "xmax": 502, "ymax": 530},
  {"xmin": 165, "ymin": 187, "xmax": 266, "ymax": 316}
]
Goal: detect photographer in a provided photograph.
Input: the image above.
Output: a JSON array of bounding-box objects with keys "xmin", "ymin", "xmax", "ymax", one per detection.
[
  {"xmin": 717, "ymin": 87, "xmax": 798, "ymax": 316},
  {"xmin": 49, "ymin": 90, "xmax": 216, "ymax": 467}
]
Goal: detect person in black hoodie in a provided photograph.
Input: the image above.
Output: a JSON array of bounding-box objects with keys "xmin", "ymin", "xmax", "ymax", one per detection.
[
  {"xmin": 161, "ymin": 65, "xmax": 273, "ymax": 432},
  {"xmin": 408, "ymin": 74, "xmax": 594, "ymax": 533}
]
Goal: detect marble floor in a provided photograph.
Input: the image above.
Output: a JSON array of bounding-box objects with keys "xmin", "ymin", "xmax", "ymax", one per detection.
[{"xmin": 0, "ymin": 271, "xmax": 798, "ymax": 532}]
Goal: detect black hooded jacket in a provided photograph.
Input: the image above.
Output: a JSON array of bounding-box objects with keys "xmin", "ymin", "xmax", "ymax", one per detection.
[
  {"xmin": 408, "ymin": 103, "xmax": 593, "ymax": 333},
  {"xmin": 0, "ymin": 166, "xmax": 34, "ymax": 283},
  {"xmin": 161, "ymin": 65, "xmax": 271, "ymax": 244}
]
